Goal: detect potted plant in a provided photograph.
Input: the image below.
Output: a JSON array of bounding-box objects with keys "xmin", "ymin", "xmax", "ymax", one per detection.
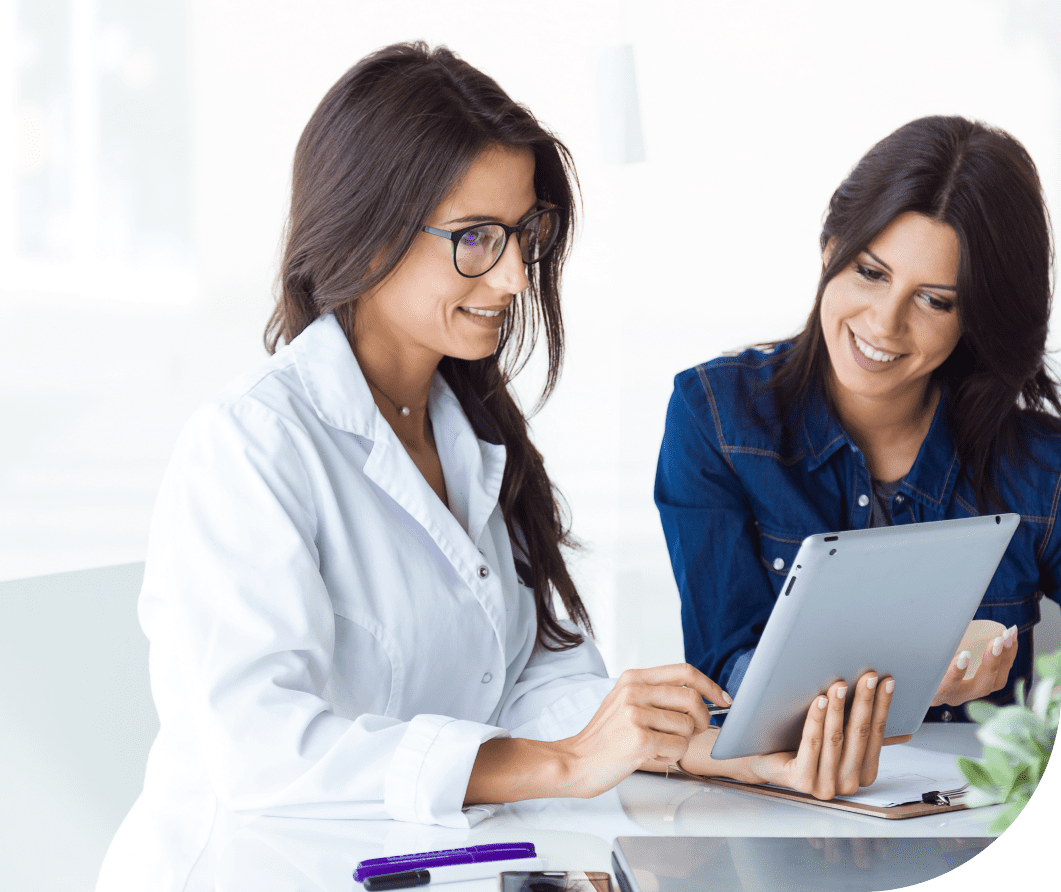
[{"xmin": 957, "ymin": 648, "xmax": 1061, "ymax": 831}]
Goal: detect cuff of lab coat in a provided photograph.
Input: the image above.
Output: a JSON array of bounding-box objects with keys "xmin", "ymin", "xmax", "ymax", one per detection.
[{"xmin": 384, "ymin": 714, "xmax": 509, "ymax": 827}]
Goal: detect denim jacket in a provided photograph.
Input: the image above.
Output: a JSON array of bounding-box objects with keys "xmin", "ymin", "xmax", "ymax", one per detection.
[{"xmin": 655, "ymin": 344, "xmax": 1061, "ymax": 721}]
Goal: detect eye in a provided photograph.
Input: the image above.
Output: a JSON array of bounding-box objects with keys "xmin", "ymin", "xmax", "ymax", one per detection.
[
  {"xmin": 854, "ymin": 262, "xmax": 886, "ymax": 282},
  {"xmin": 459, "ymin": 227, "xmax": 495, "ymax": 254},
  {"xmin": 918, "ymin": 291, "xmax": 955, "ymax": 313}
]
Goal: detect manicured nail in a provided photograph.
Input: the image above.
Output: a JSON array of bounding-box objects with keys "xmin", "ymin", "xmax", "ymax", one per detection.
[
  {"xmin": 884, "ymin": 679, "xmax": 894, "ymax": 694},
  {"xmin": 723, "ymin": 691, "xmax": 733, "ymax": 704},
  {"xmin": 1004, "ymin": 626, "xmax": 1017, "ymax": 647},
  {"xmin": 836, "ymin": 686, "xmax": 847, "ymax": 700},
  {"xmin": 866, "ymin": 675, "xmax": 878, "ymax": 690},
  {"xmin": 956, "ymin": 651, "xmax": 971, "ymax": 671},
  {"xmin": 818, "ymin": 697, "xmax": 828, "ymax": 709},
  {"xmin": 992, "ymin": 637, "xmax": 1003, "ymax": 657}
]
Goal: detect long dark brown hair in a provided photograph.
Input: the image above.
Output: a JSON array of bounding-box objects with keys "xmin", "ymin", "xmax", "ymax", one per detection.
[
  {"xmin": 264, "ymin": 42, "xmax": 590, "ymax": 650},
  {"xmin": 766, "ymin": 115, "xmax": 1060, "ymax": 510}
]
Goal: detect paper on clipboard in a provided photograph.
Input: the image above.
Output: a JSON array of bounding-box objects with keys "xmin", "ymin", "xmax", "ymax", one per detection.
[{"xmin": 794, "ymin": 744, "xmax": 969, "ymax": 808}]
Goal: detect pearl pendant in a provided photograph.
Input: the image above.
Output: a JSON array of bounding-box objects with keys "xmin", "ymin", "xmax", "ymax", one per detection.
[{"xmin": 398, "ymin": 406, "xmax": 411, "ymax": 417}]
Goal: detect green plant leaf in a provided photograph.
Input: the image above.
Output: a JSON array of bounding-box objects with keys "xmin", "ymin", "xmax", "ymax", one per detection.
[
  {"xmin": 990, "ymin": 797, "xmax": 1029, "ymax": 833},
  {"xmin": 957, "ymin": 756, "xmax": 996, "ymax": 793},
  {"xmin": 966, "ymin": 700, "xmax": 999, "ymax": 724}
]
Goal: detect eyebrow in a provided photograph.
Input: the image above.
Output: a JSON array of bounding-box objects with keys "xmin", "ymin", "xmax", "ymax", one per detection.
[
  {"xmin": 441, "ymin": 203, "xmax": 541, "ymax": 228},
  {"xmin": 862, "ymin": 248, "xmax": 957, "ymax": 291}
]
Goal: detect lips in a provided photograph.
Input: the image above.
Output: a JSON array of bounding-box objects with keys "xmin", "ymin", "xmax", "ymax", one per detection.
[
  {"xmin": 460, "ymin": 307, "xmax": 504, "ymax": 318},
  {"xmin": 849, "ymin": 328, "xmax": 904, "ymax": 370}
]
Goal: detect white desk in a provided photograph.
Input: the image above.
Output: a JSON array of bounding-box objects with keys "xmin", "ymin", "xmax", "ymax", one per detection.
[{"xmin": 215, "ymin": 724, "xmax": 1002, "ymax": 892}]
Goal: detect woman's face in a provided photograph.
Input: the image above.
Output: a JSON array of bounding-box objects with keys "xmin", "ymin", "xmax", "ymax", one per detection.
[
  {"xmin": 820, "ymin": 211, "xmax": 962, "ymax": 411},
  {"xmin": 356, "ymin": 144, "xmax": 537, "ymax": 368}
]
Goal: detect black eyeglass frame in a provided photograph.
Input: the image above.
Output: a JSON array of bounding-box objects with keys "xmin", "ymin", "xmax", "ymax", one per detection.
[{"xmin": 421, "ymin": 207, "xmax": 563, "ymax": 279}]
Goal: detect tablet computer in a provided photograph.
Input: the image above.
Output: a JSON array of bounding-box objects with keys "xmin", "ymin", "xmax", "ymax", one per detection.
[{"xmin": 709, "ymin": 513, "xmax": 1019, "ymax": 760}]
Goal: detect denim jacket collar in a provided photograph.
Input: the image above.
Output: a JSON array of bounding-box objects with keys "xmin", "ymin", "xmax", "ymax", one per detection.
[{"xmin": 799, "ymin": 381, "xmax": 961, "ymax": 513}]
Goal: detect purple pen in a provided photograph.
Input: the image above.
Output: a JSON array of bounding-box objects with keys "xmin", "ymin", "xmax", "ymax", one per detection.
[{"xmin": 354, "ymin": 842, "xmax": 537, "ymax": 882}]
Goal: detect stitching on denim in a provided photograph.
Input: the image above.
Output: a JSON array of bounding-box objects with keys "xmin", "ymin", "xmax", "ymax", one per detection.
[
  {"xmin": 981, "ymin": 593, "xmax": 1039, "ymax": 608},
  {"xmin": 905, "ymin": 451, "xmax": 960, "ymax": 509},
  {"xmin": 952, "ymin": 493, "xmax": 976, "ymax": 515},
  {"xmin": 725, "ymin": 445, "xmax": 807, "ymax": 466},
  {"xmin": 697, "ymin": 365, "xmax": 737, "ymax": 475},
  {"xmin": 1038, "ymin": 473, "xmax": 1061, "ymax": 562}
]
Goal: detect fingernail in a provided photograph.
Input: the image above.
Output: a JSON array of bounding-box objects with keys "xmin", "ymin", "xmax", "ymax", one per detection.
[
  {"xmin": 836, "ymin": 685, "xmax": 847, "ymax": 700},
  {"xmin": 956, "ymin": 651, "xmax": 971, "ymax": 671},
  {"xmin": 884, "ymin": 679, "xmax": 894, "ymax": 693},
  {"xmin": 866, "ymin": 675, "xmax": 878, "ymax": 690},
  {"xmin": 992, "ymin": 637, "xmax": 1003, "ymax": 657},
  {"xmin": 818, "ymin": 696, "xmax": 828, "ymax": 709},
  {"xmin": 1005, "ymin": 625, "xmax": 1017, "ymax": 645},
  {"xmin": 723, "ymin": 691, "xmax": 733, "ymax": 704}
]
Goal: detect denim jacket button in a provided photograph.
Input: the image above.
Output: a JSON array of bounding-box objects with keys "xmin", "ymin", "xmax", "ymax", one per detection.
[
  {"xmin": 857, "ymin": 494, "xmax": 870, "ymax": 507},
  {"xmin": 894, "ymin": 494, "xmax": 905, "ymax": 504},
  {"xmin": 773, "ymin": 557, "xmax": 785, "ymax": 571}
]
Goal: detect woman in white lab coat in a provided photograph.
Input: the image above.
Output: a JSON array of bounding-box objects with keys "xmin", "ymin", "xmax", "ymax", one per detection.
[{"xmin": 97, "ymin": 42, "xmax": 897, "ymax": 892}]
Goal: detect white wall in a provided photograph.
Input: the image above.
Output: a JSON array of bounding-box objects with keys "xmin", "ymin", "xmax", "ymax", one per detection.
[{"xmin": 3, "ymin": 2, "xmax": 1060, "ymax": 888}]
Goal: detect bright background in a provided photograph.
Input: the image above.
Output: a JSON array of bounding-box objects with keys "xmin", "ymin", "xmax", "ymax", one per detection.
[{"xmin": 3, "ymin": 1, "xmax": 1060, "ymax": 889}]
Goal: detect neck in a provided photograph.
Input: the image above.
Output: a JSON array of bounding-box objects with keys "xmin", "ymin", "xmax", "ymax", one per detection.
[
  {"xmin": 829, "ymin": 375, "xmax": 939, "ymax": 481},
  {"xmin": 349, "ymin": 323, "xmax": 437, "ymax": 434}
]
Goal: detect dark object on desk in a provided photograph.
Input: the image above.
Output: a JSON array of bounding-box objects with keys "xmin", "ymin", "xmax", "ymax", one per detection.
[
  {"xmin": 501, "ymin": 870, "xmax": 613, "ymax": 891},
  {"xmin": 362, "ymin": 868, "xmax": 429, "ymax": 890},
  {"xmin": 611, "ymin": 836, "xmax": 993, "ymax": 892}
]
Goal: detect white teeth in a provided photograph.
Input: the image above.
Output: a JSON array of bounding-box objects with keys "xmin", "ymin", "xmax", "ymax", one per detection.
[
  {"xmin": 853, "ymin": 332, "xmax": 900, "ymax": 363},
  {"xmin": 462, "ymin": 307, "xmax": 503, "ymax": 317}
]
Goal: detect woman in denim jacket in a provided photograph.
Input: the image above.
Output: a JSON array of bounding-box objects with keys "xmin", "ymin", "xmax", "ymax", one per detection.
[{"xmin": 656, "ymin": 116, "xmax": 1061, "ymax": 722}]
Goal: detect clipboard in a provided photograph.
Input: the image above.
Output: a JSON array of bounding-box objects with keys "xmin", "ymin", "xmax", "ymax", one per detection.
[{"xmin": 684, "ymin": 773, "xmax": 969, "ymax": 819}]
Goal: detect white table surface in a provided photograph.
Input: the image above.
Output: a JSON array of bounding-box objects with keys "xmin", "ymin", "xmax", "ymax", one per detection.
[{"xmin": 214, "ymin": 724, "xmax": 1001, "ymax": 892}]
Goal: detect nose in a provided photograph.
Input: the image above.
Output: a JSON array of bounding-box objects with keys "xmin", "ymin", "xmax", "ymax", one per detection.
[
  {"xmin": 868, "ymin": 286, "xmax": 909, "ymax": 338},
  {"xmin": 484, "ymin": 233, "xmax": 529, "ymax": 294}
]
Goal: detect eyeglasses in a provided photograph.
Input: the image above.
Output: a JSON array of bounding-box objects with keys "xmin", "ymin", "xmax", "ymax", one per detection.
[{"xmin": 421, "ymin": 207, "xmax": 563, "ymax": 278}]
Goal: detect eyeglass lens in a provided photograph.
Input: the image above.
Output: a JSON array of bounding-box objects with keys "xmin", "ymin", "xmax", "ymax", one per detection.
[{"xmin": 454, "ymin": 209, "xmax": 560, "ymax": 276}]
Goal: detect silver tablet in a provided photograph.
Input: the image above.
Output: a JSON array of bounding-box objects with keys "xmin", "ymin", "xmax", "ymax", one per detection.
[{"xmin": 710, "ymin": 514, "xmax": 1019, "ymax": 760}]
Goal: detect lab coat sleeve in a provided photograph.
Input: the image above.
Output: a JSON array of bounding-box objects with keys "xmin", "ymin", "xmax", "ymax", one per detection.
[
  {"xmin": 141, "ymin": 399, "xmax": 506, "ymax": 828},
  {"xmin": 495, "ymin": 621, "xmax": 617, "ymax": 741}
]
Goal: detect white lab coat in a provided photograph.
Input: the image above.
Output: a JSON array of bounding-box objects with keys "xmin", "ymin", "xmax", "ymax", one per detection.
[{"xmin": 96, "ymin": 313, "xmax": 615, "ymax": 892}]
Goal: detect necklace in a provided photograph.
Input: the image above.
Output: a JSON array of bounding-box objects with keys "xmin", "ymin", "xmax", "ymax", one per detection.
[{"xmin": 361, "ymin": 370, "xmax": 428, "ymax": 418}]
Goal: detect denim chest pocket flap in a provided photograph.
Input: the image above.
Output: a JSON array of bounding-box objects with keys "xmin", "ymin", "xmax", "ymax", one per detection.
[{"xmin": 757, "ymin": 524, "xmax": 807, "ymax": 591}]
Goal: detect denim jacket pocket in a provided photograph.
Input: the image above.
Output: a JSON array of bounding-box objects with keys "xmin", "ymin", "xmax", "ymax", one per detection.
[{"xmin": 757, "ymin": 524, "xmax": 808, "ymax": 594}]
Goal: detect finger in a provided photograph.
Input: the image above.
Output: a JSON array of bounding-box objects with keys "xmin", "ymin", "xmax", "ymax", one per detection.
[
  {"xmin": 791, "ymin": 692, "xmax": 829, "ymax": 792},
  {"xmin": 851, "ymin": 837, "xmax": 871, "ymax": 870},
  {"xmin": 883, "ymin": 734, "xmax": 913, "ymax": 745},
  {"xmin": 614, "ymin": 677, "xmax": 714, "ymax": 734},
  {"xmin": 813, "ymin": 681, "xmax": 848, "ymax": 799},
  {"xmin": 931, "ymin": 651, "xmax": 968, "ymax": 707},
  {"xmin": 629, "ymin": 663, "xmax": 734, "ymax": 710},
  {"xmin": 837, "ymin": 673, "xmax": 878, "ymax": 795},
  {"xmin": 860, "ymin": 677, "xmax": 895, "ymax": 787}
]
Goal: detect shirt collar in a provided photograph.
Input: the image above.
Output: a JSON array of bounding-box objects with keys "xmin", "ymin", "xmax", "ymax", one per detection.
[{"xmin": 799, "ymin": 379, "xmax": 960, "ymax": 510}]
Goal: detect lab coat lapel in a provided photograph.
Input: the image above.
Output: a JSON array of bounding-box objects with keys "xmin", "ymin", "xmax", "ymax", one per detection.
[{"xmin": 291, "ymin": 314, "xmax": 508, "ymax": 637}]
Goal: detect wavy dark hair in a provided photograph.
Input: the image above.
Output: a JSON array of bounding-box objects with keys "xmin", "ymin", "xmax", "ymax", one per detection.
[
  {"xmin": 264, "ymin": 42, "xmax": 590, "ymax": 650},
  {"xmin": 766, "ymin": 115, "xmax": 1061, "ymax": 510}
]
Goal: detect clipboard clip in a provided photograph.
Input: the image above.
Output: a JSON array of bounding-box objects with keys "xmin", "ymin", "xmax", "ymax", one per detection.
[{"xmin": 921, "ymin": 786, "xmax": 968, "ymax": 806}]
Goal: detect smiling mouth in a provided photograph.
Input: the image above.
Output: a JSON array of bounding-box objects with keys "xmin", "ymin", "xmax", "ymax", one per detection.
[
  {"xmin": 851, "ymin": 329, "xmax": 903, "ymax": 363},
  {"xmin": 460, "ymin": 307, "xmax": 505, "ymax": 318}
]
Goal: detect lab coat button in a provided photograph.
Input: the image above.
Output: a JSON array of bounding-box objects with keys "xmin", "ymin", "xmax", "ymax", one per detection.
[
  {"xmin": 478, "ymin": 565, "xmax": 489, "ymax": 579},
  {"xmin": 482, "ymin": 672, "xmax": 492, "ymax": 684},
  {"xmin": 773, "ymin": 557, "xmax": 785, "ymax": 571},
  {"xmin": 857, "ymin": 494, "xmax": 870, "ymax": 507}
]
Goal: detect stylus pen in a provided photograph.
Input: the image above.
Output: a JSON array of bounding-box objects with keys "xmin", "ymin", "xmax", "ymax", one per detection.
[{"xmin": 708, "ymin": 706, "xmax": 730, "ymax": 716}]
